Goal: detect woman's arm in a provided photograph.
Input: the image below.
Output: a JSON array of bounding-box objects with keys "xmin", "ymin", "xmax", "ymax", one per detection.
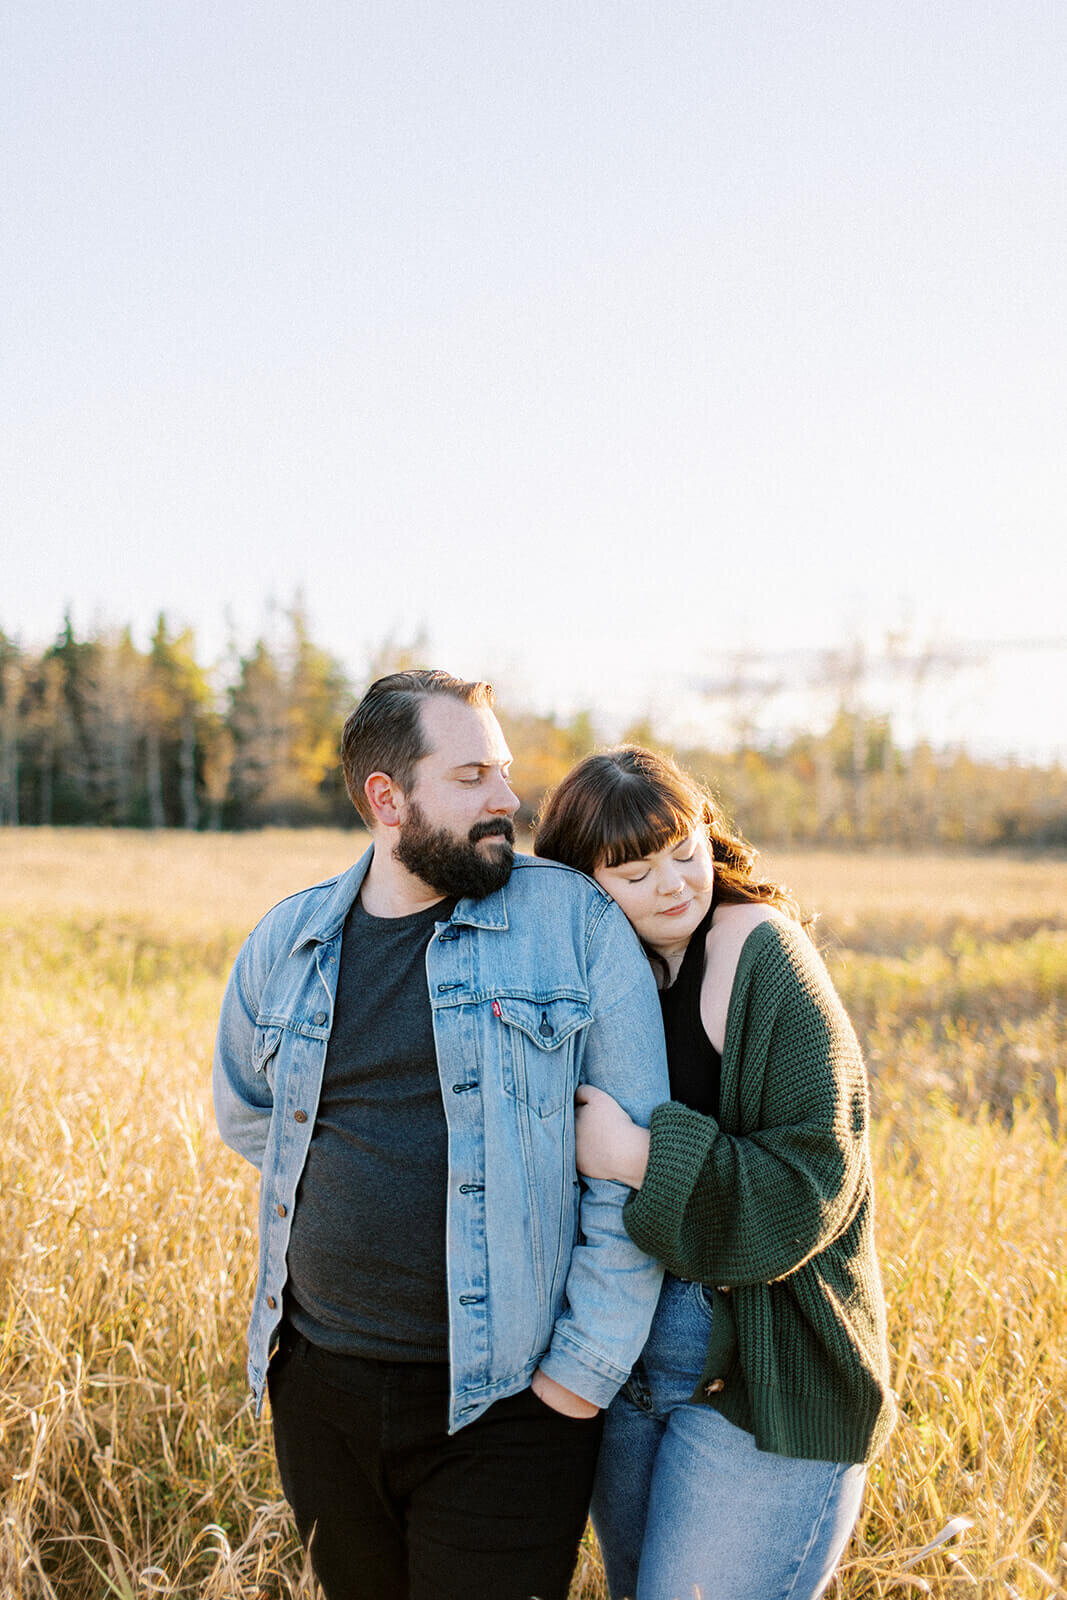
[
  {"xmin": 575, "ymin": 920, "xmax": 873, "ymax": 1287},
  {"xmin": 622, "ymin": 921, "xmax": 872, "ymax": 1286},
  {"xmin": 575, "ymin": 1083, "xmax": 650, "ymax": 1187}
]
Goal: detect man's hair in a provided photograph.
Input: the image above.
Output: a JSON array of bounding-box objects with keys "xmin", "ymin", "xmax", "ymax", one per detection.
[{"xmin": 341, "ymin": 669, "xmax": 495, "ymax": 823}]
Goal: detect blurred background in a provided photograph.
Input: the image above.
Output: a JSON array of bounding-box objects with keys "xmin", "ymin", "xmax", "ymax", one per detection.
[{"xmin": 3, "ymin": 0, "xmax": 1065, "ymax": 848}]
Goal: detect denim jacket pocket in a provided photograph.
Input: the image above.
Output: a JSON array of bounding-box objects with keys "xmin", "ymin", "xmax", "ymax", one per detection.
[
  {"xmin": 495, "ymin": 995, "xmax": 592, "ymax": 1119},
  {"xmin": 252, "ymin": 1024, "xmax": 284, "ymax": 1088}
]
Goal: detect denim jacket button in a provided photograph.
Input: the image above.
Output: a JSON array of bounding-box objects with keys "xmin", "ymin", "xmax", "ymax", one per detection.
[
  {"xmin": 266, "ymin": 1295, "xmax": 277, "ymax": 1310},
  {"xmin": 314, "ymin": 1010, "xmax": 327, "ymax": 1025},
  {"xmin": 277, "ymin": 1203, "xmax": 287, "ymax": 1218},
  {"xmin": 293, "ymin": 1109, "xmax": 308, "ymax": 1123}
]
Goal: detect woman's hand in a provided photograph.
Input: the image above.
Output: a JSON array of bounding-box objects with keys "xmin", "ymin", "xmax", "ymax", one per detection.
[
  {"xmin": 530, "ymin": 1367, "xmax": 600, "ymax": 1419},
  {"xmin": 574, "ymin": 1084, "xmax": 651, "ymax": 1189}
]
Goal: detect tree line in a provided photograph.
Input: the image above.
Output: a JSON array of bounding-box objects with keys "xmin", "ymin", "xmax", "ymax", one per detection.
[{"xmin": 1, "ymin": 612, "xmax": 1065, "ymax": 849}]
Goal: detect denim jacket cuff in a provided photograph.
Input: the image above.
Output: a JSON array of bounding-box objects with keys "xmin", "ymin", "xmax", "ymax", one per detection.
[{"xmin": 537, "ymin": 1331, "xmax": 630, "ymax": 1410}]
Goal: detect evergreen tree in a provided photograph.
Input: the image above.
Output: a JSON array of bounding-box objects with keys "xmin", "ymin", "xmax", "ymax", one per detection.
[
  {"xmin": 0, "ymin": 633, "xmax": 23, "ymax": 825},
  {"xmin": 227, "ymin": 638, "xmax": 289, "ymax": 826},
  {"xmin": 285, "ymin": 604, "xmax": 353, "ymax": 823},
  {"xmin": 143, "ymin": 617, "xmax": 213, "ymax": 828}
]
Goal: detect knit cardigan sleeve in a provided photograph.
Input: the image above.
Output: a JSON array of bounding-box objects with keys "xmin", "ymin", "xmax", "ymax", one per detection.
[{"xmin": 623, "ymin": 919, "xmax": 871, "ymax": 1287}]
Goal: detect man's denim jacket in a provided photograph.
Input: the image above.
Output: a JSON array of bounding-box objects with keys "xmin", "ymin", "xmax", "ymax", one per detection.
[{"xmin": 213, "ymin": 849, "xmax": 669, "ymax": 1432}]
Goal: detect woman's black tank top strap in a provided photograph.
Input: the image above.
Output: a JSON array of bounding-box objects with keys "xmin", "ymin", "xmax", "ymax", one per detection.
[{"xmin": 658, "ymin": 897, "xmax": 722, "ymax": 1118}]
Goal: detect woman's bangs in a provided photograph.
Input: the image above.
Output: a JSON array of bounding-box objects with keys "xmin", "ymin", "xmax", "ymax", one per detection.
[{"xmin": 598, "ymin": 786, "xmax": 697, "ymax": 868}]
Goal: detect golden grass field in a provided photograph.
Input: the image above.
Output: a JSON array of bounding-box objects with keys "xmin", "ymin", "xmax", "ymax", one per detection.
[{"xmin": 1, "ymin": 829, "xmax": 1064, "ymax": 1599}]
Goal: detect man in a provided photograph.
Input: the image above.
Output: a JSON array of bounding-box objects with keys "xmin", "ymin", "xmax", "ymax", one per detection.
[{"xmin": 213, "ymin": 670, "xmax": 668, "ymax": 1600}]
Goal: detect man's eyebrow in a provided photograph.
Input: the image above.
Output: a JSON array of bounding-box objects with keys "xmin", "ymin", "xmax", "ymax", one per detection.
[{"xmin": 448, "ymin": 759, "xmax": 512, "ymax": 771}]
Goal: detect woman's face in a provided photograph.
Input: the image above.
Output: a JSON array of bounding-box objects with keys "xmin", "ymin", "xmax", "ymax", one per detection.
[{"xmin": 593, "ymin": 828, "xmax": 715, "ymax": 956}]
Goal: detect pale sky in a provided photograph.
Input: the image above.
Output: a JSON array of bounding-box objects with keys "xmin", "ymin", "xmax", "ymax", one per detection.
[{"xmin": 5, "ymin": 2, "xmax": 1066, "ymax": 760}]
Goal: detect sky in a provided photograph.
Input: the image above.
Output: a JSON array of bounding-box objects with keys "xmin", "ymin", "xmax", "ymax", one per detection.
[{"xmin": 4, "ymin": 1, "xmax": 1066, "ymax": 760}]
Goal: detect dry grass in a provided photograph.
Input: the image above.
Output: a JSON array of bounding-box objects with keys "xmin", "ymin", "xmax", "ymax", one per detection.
[{"xmin": 1, "ymin": 830, "xmax": 1064, "ymax": 1599}]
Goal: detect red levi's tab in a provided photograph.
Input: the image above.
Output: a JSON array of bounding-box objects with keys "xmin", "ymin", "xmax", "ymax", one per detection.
[{"xmin": 491, "ymin": 1000, "xmax": 502, "ymax": 1017}]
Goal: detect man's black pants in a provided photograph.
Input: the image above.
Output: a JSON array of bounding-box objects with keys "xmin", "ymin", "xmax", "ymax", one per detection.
[{"xmin": 268, "ymin": 1329, "xmax": 605, "ymax": 1600}]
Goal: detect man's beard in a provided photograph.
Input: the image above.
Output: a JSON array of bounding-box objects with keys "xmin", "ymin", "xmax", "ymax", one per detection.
[{"xmin": 393, "ymin": 802, "xmax": 516, "ymax": 900}]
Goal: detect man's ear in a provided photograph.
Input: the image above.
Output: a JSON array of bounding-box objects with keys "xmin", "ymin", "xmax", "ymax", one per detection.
[{"xmin": 364, "ymin": 772, "xmax": 406, "ymax": 829}]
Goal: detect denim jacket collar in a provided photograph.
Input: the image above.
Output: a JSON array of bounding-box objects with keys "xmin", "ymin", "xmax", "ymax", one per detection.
[
  {"xmin": 289, "ymin": 853, "xmax": 372, "ymax": 953},
  {"xmin": 450, "ymin": 885, "xmax": 509, "ymax": 931},
  {"xmin": 289, "ymin": 843, "xmax": 511, "ymax": 954}
]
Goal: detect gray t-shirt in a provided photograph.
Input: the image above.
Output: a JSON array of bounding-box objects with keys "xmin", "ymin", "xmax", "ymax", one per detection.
[{"xmin": 284, "ymin": 893, "xmax": 455, "ymax": 1360}]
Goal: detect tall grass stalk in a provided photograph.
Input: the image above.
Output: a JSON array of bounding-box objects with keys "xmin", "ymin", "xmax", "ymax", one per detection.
[{"xmin": 1, "ymin": 832, "xmax": 1064, "ymax": 1597}]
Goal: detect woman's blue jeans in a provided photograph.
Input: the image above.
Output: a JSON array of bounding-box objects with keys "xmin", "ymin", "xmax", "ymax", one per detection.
[{"xmin": 591, "ymin": 1275, "xmax": 866, "ymax": 1600}]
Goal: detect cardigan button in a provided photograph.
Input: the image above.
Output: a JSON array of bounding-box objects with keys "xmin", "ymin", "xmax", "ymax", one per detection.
[
  {"xmin": 716, "ymin": 1284, "xmax": 731, "ymax": 1295},
  {"xmin": 704, "ymin": 1378, "xmax": 726, "ymax": 1395}
]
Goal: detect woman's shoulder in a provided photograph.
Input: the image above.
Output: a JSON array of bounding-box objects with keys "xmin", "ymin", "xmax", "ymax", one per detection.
[
  {"xmin": 700, "ymin": 904, "xmax": 789, "ymax": 1048},
  {"xmin": 706, "ymin": 904, "xmax": 826, "ymax": 1014},
  {"xmin": 723, "ymin": 908, "xmax": 853, "ymax": 1039},
  {"xmin": 707, "ymin": 903, "xmax": 797, "ymax": 981},
  {"xmin": 707, "ymin": 900, "xmax": 786, "ymax": 960}
]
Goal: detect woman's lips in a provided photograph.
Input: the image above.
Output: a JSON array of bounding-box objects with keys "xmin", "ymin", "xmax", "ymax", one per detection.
[{"xmin": 659, "ymin": 899, "xmax": 692, "ymax": 916}]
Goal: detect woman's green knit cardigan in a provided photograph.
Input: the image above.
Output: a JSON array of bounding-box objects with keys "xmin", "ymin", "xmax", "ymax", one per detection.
[{"xmin": 623, "ymin": 917, "xmax": 896, "ymax": 1465}]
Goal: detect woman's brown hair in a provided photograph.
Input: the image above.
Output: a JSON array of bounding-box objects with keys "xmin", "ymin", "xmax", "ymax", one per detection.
[{"xmin": 534, "ymin": 746, "xmax": 801, "ymax": 920}]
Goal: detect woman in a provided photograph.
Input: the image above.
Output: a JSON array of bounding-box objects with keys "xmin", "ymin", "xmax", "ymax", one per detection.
[{"xmin": 535, "ymin": 748, "xmax": 894, "ymax": 1600}]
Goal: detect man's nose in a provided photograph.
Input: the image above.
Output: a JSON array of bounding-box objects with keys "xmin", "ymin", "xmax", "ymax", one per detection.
[{"xmin": 487, "ymin": 774, "xmax": 520, "ymax": 814}]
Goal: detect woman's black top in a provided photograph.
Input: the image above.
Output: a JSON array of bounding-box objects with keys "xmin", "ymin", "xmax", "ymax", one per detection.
[{"xmin": 659, "ymin": 897, "xmax": 722, "ymax": 1119}]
